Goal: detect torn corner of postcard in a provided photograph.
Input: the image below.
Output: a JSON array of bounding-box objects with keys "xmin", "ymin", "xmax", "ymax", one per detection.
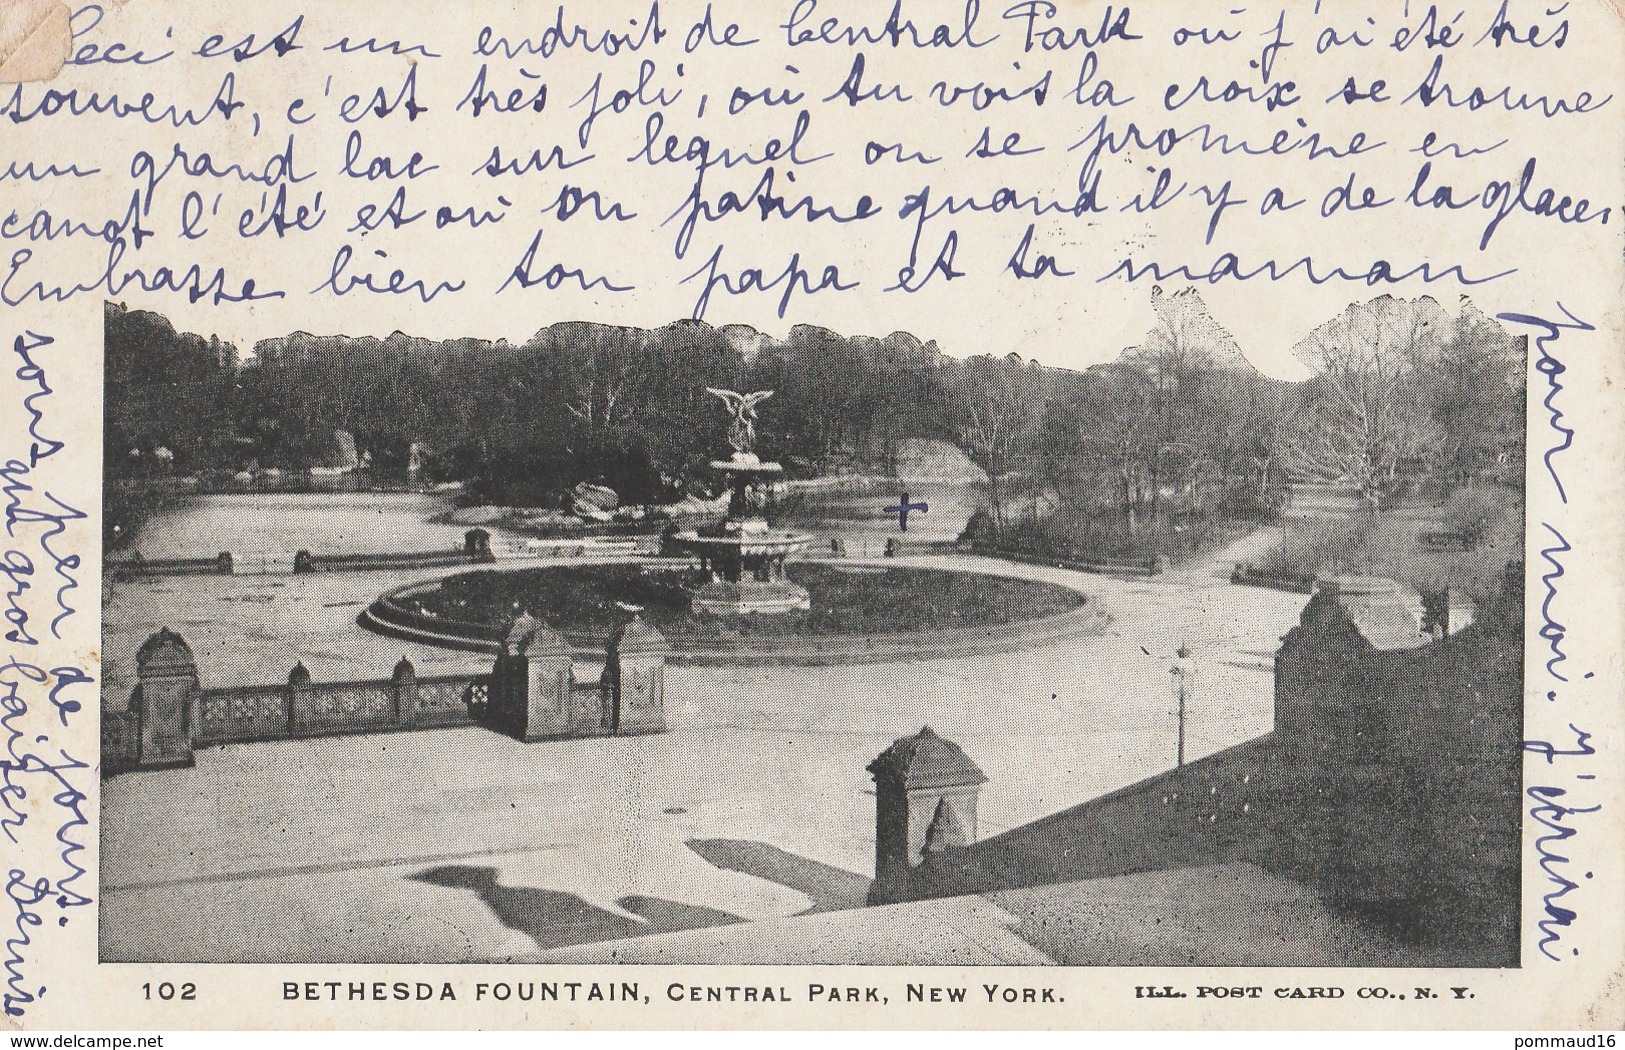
[{"xmin": 0, "ymin": 0, "xmax": 69, "ymax": 85}]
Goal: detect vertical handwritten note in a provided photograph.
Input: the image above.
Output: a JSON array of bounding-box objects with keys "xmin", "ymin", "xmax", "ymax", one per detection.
[{"xmin": 3, "ymin": 329, "xmax": 93, "ymax": 1018}]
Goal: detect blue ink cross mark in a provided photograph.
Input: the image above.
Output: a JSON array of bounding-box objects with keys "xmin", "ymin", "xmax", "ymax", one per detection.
[{"xmin": 883, "ymin": 492, "xmax": 929, "ymax": 531}]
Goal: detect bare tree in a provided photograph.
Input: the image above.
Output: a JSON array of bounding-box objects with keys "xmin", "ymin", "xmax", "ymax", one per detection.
[
  {"xmin": 1278, "ymin": 295, "xmax": 1448, "ymax": 512},
  {"xmin": 1064, "ymin": 363, "xmax": 1159, "ymax": 529},
  {"xmin": 954, "ymin": 353, "xmax": 1049, "ymax": 530},
  {"xmin": 527, "ymin": 322, "xmax": 647, "ymax": 434},
  {"xmin": 1416, "ymin": 301, "xmax": 1525, "ymax": 488},
  {"xmin": 1120, "ymin": 286, "xmax": 1245, "ymax": 516},
  {"xmin": 1227, "ymin": 378, "xmax": 1289, "ymax": 501}
]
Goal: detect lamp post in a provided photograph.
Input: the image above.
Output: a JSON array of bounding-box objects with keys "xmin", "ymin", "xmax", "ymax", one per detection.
[{"xmin": 1171, "ymin": 645, "xmax": 1192, "ymax": 769}]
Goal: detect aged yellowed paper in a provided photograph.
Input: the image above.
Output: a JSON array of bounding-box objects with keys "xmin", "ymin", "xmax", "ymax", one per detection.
[{"xmin": 1, "ymin": 0, "xmax": 1621, "ymax": 1031}]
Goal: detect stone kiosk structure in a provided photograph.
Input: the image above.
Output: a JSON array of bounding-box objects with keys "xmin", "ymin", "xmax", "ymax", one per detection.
[
  {"xmin": 672, "ymin": 388, "xmax": 813, "ymax": 616},
  {"xmin": 867, "ymin": 726, "xmax": 987, "ymax": 903},
  {"xmin": 486, "ymin": 611, "xmax": 673, "ymax": 743},
  {"xmin": 464, "ymin": 528, "xmax": 495, "ymax": 563},
  {"xmin": 489, "ymin": 613, "xmax": 588, "ymax": 741},
  {"xmin": 605, "ymin": 615, "xmax": 671, "ymax": 735},
  {"xmin": 131, "ymin": 628, "xmax": 200, "ymax": 769}
]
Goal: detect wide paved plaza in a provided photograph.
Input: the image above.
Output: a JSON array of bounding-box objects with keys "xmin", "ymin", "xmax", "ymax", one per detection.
[{"xmin": 101, "ymin": 537, "xmax": 1310, "ymax": 963}]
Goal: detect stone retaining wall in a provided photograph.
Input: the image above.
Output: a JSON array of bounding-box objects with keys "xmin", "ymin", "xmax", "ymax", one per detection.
[
  {"xmin": 894, "ymin": 565, "xmax": 1524, "ymax": 966},
  {"xmin": 1230, "ymin": 562, "xmax": 1316, "ymax": 593},
  {"xmin": 359, "ymin": 576, "xmax": 1110, "ymax": 666},
  {"xmin": 109, "ymin": 530, "xmax": 647, "ymax": 578},
  {"xmin": 968, "ymin": 544, "xmax": 1167, "ymax": 577}
]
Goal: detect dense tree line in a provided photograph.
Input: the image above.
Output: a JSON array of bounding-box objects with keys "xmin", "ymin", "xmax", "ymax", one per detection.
[
  {"xmin": 105, "ymin": 292, "xmax": 1524, "ymax": 526},
  {"xmin": 105, "ymin": 302, "xmax": 241, "ymax": 478},
  {"xmin": 104, "ymin": 305, "xmax": 964, "ymax": 505}
]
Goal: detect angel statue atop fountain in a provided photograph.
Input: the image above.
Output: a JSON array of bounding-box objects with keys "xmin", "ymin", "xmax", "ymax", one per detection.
[{"xmin": 705, "ymin": 387, "xmax": 774, "ymax": 457}]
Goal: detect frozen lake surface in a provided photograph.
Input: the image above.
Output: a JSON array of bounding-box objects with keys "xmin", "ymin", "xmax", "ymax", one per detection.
[
  {"xmin": 129, "ymin": 491, "xmax": 472, "ymax": 560},
  {"xmin": 126, "ymin": 481, "xmax": 990, "ymax": 562}
]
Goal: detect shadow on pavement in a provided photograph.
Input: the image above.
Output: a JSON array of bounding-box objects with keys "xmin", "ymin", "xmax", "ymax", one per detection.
[
  {"xmin": 411, "ymin": 865, "xmax": 744, "ymax": 951},
  {"xmin": 685, "ymin": 838, "xmax": 872, "ymax": 913}
]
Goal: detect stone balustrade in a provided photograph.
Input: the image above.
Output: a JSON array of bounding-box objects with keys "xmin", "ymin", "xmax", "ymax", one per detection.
[{"xmin": 103, "ymin": 615, "xmax": 671, "ymax": 775}]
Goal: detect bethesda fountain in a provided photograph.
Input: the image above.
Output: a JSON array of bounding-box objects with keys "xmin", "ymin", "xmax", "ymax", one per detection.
[{"xmin": 673, "ymin": 388, "xmax": 814, "ymax": 615}]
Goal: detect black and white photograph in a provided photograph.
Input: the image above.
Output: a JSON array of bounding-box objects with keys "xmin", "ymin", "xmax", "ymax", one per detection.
[{"xmin": 99, "ymin": 290, "xmax": 1526, "ymax": 968}]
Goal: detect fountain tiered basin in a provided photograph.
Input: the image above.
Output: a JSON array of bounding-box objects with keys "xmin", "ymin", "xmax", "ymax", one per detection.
[{"xmin": 672, "ymin": 455, "xmax": 814, "ymax": 615}]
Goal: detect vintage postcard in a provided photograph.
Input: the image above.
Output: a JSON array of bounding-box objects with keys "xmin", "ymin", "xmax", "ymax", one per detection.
[{"xmin": 1, "ymin": 0, "xmax": 1621, "ymax": 1032}]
